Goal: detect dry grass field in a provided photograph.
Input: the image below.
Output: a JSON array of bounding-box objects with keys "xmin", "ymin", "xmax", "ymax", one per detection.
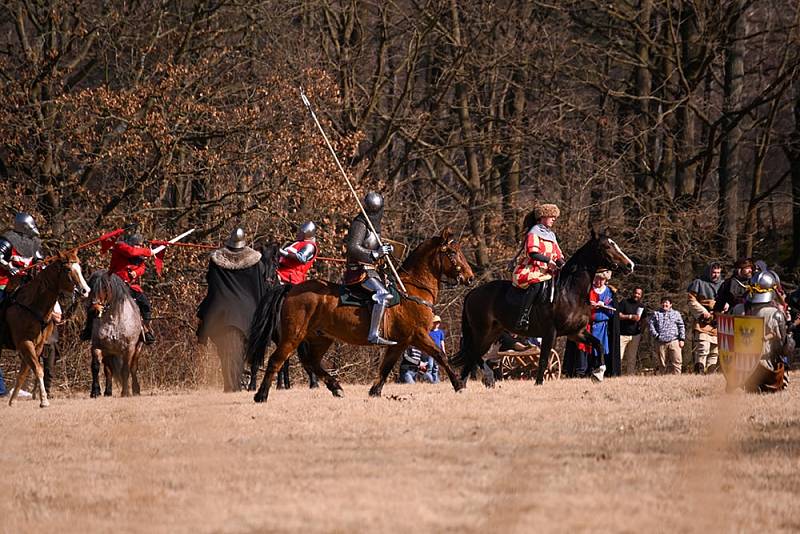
[{"xmin": 2, "ymin": 374, "xmax": 799, "ymax": 533}]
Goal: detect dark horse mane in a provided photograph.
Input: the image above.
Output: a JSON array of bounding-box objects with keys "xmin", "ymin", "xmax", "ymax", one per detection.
[
  {"xmin": 556, "ymin": 236, "xmax": 605, "ymax": 290},
  {"xmin": 400, "ymin": 235, "xmax": 444, "ymax": 271},
  {"xmin": 88, "ymin": 269, "xmax": 131, "ymax": 317}
]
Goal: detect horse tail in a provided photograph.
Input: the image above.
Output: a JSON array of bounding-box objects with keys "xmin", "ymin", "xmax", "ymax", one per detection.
[
  {"xmin": 246, "ymin": 284, "xmax": 291, "ymax": 374},
  {"xmin": 109, "ymin": 354, "xmax": 124, "ymax": 385},
  {"xmin": 449, "ymin": 291, "xmax": 474, "ymax": 368}
]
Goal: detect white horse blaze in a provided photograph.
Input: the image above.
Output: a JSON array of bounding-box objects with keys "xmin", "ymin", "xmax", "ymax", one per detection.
[
  {"xmin": 608, "ymin": 239, "xmax": 635, "ymax": 272},
  {"xmin": 71, "ymin": 262, "xmax": 91, "ymax": 296}
]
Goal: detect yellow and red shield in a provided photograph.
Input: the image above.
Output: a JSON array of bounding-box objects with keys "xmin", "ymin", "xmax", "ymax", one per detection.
[{"xmin": 718, "ymin": 314, "xmax": 765, "ymax": 390}]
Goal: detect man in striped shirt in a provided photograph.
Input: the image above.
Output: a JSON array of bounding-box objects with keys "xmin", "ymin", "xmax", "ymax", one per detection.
[{"xmin": 648, "ymin": 297, "xmax": 686, "ymax": 374}]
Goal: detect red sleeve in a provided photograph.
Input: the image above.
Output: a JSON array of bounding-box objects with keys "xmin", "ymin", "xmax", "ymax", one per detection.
[
  {"xmin": 525, "ymin": 232, "xmax": 539, "ymax": 254},
  {"xmin": 114, "ymin": 241, "xmax": 153, "ymax": 258}
]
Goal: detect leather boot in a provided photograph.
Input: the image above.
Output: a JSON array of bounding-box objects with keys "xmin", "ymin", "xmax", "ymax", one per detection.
[
  {"xmin": 143, "ymin": 322, "xmax": 155, "ymax": 345},
  {"xmin": 515, "ymin": 285, "xmax": 539, "ymax": 330},
  {"xmin": 367, "ymin": 302, "xmax": 396, "ymax": 345}
]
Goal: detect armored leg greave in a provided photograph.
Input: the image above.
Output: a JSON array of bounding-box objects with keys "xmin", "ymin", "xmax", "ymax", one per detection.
[{"xmin": 362, "ymin": 277, "xmax": 396, "ymax": 346}]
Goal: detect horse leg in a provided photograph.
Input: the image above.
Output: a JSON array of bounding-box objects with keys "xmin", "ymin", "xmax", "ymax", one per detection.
[
  {"xmin": 129, "ymin": 344, "xmax": 141, "ymax": 396},
  {"xmin": 120, "ymin": 355, "xmax": 131, "ymax": 397},
  {"xmin": 254, "ymin": 341, "xmax": 297, "ymax": 404},
  {"xmin": 535, "ymin": 330, "xmax": 557, "ymax": 385},
  {"xmin": 8, "ymin": 359, "xmax": 29, "ymax": 406},
  {"xmin": 411, "ymin": 333, "xmax": 467, "ymax": 392},
  {"xmin": 297, "ymin": 337, "xmax": 342, "ymax": 397},
  {"xmin": 368, "ymin": 345, "xmax": 406, "ymax": 397},
  {"xmin": 18, "ymin": 341, "xmax": 48, "ymax": 408},
  {"xmin": 90, "ymin": 347, "xmax": 102, "ymax": 398},
  {"xmin": 103, "ymin": 356, "xmax": 113, "ymax": 397}
]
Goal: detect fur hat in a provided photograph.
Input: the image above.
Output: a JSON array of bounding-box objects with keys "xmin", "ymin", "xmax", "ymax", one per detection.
[{"xmin": 534, "ymin": 203, "xmax": 560, "ymax": 219}]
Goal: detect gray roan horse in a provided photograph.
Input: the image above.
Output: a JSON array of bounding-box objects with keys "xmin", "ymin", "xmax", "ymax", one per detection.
[{"xmin": 87, "ymin": 270, "xmax": 144, "ymax": 397}]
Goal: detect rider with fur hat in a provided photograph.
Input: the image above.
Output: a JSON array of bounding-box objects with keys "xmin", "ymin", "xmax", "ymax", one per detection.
[{"xmin": 513, "ymin": 203, "xmax": 565, "ymax": 329}]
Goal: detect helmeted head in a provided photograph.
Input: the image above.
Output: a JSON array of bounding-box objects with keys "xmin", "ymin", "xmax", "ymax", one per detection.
[
  {"xmin": 225, "ymin": 228, "xmax": 247, "ymax": 250},
  {"xmin": 747, "ymin": 271, "xmax": 778, "ymax": 304},
  {"xmin": 14, "ymin": 212, "xmax": 39, "ymax": 237},
  {"xmin": 364, "ymin": 192, "xmax": 384, "ymax": 215},
  {"xmin": 297, "ymin": 221, "xmax": 317, "ymax": 241}
]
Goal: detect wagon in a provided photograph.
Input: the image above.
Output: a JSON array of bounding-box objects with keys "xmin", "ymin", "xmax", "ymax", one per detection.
[{"xmin": 485, "ymin": 343, "xmax": 562, "ymax": 381}]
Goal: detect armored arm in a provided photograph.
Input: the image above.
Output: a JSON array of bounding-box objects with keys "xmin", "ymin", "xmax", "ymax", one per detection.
[
  {"xmin": 0, "ymin": 237, "xmax": 17, "ymax": 275},
  {"xmin": 294, "ymin": 243, "xmax": 317, "ymax": 264},
  {"xmin": 345, "ymin": 218, "xmax": 375, "ymax": 264}
]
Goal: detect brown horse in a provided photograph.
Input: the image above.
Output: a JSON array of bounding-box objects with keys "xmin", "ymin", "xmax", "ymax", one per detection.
[
  {"xmin": 1, "ymin": 251, "xmax": 90, "ymax": 407},
  {"xmin": 455, "ymin": 230, "xmax": 634, "ymax": 386},
  {"xmin": 249, "ymin": 229, "xmax": 475, "ymax": 403}
]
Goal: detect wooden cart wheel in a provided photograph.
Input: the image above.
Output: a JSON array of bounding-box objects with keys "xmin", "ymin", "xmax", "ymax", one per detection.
[{"xmin": 544, "ymin": 349, "xmax": 561, "ymax": 380}]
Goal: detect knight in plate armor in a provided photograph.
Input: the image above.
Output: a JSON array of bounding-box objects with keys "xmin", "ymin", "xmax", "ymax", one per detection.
[
  {"xmin": 0, "ymin": 213, "xmax": 45, "ymax": 302},
  {"xmin": 344, "ymin": 192, "xmax": 396, "ymax": 345}
]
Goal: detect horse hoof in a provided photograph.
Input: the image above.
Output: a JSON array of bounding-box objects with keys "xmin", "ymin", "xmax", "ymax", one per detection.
[
  {"xmin": 534, "ymin": 379, "xmax": 543, "ymax": 386},
  {"xmin": 368, "ymin": 386, "xmax": 382, "ymax": 397},
  {"xmin": 332, "ymin": 388, "xmax": 344, "ymax": 398},
  {"xmin": 90, "ymin": 391, "xmax": 99, "ymax": 398},
  {"xmin": 253, "ymin": 392, "xmax": 268, "ymax": 403},
  {"xmin": 39, "ymin": 400, "xmax": 50, "ymax": 408},
  {"xmin": 104, "ymin": 391, "xmax": 112, "ymax": 397}
]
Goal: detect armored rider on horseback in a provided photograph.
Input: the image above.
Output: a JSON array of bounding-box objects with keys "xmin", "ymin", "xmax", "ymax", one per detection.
[
  {"xmin": 0, "ymin": 213, "xmax": 45, "ymax": 303},
  {"xmin": 512, "ymin": 203, "xmax": 565, "ymax": 330},
  {"xmin": 344, "ymin": 191, "xmax": 396, "ymax": 346}
]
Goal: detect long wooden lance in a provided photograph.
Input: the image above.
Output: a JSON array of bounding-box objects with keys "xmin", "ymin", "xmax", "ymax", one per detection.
[
  {"xmin": 18, "ymin": 229, "xmax": 126, "ymax": 273},
  {"xmin": 299, "ymin": 90, "xmax": 407, "ymax": 293}
]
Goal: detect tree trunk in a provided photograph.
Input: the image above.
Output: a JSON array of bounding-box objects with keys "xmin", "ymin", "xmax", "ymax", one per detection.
[{"xmin": 718, "ymin": 1, "xmax": 746, "ymax": 260}]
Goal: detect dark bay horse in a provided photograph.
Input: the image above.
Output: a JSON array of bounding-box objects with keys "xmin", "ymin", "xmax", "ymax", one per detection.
[
  {"xmin": 86, "ymin": 270, "xmax": 144, "ymax": 397},
  {"xmin": 1, "ymin": 251, "xmax": 90, "ymax": 407},
  {"xmin": 455, "ymin": 231, "xmax": 634, "ymax": 386},
  {"xmin": 249, "ymin": 229, "xmax": 475, "ymax": 404}
]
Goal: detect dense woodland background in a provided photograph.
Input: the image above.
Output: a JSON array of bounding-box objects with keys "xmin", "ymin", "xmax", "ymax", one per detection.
[{"xmin": 2, "ymin": 1, "xmax": 800, "ymax": 388}]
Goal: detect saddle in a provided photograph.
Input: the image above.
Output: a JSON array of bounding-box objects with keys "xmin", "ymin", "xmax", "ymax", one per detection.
[
  {"xmin": 339, "ymin": 283, "xmax": 401, "ymax": 309},
  {"xmin": 505, "ymin": 280, "xmax": 553, "ymax": 324}
]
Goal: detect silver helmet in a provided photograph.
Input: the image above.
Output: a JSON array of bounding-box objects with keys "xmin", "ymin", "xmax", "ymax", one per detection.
[
  {"xmin": 14, "ymin": 212, "xmax": 39, "ymax": 237},
  {"xmin": 363, "ymin": 192, "xmax": 384, "ymax": 215},
  {"xmin": 297, "ymin": 221, "xmax": 317, "ymax": 240},
  {"xmin": 225, "ymin": 228, "xmax": 247, "ymax": 250},
  {"xmin": 747, "ymin": 271, "xmax": 778, "ymax": 304}
]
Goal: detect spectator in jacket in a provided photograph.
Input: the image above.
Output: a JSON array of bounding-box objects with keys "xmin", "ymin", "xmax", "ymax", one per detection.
[{"xmin": 649, "ymin": 297, "xmax": 686, "ymax": 374}]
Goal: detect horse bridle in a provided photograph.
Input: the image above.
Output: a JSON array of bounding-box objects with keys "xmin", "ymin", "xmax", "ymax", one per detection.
[{"xmin": 397, "ymin": 239, "xmax": 464, "ymax": 309}]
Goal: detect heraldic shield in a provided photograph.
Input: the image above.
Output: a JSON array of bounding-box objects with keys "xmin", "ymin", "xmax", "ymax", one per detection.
[{"xmin": 718, "ymin": 314, "xmax": 765, "ymax": 391}]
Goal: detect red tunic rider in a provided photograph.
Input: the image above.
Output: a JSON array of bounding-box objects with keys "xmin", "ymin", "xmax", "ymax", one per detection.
[
  {"xmin": 512, "ymin": 203, "xmax": 564, "ymax": 329},
  {"xmin": 276, "ymin": 221, "xmax": 318, "ymax": 285},
  {"xmin": 274, "ymin": 220, "xmax": 319, "ymax": 389},
  {"xmin": 82, "ymin": 226, "xmax": 156, "ymax": 344}
]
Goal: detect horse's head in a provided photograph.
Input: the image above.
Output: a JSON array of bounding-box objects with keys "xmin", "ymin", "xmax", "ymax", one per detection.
[
  {"xmin": 436, "ymin": 229, "xmax": 475, "ymax": 286},
  {"xmin": 589, "ymin": 228, "xmax": 635, "ymax": 274},
  {"xmin": 57, "ymin": 251, "xmax": 91, "ymax": 298}
]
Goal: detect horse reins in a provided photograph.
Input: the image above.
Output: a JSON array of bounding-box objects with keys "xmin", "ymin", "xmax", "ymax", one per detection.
[{"xmin": 396, "ymin": 240, "xmax": 461, "ymax": 310}]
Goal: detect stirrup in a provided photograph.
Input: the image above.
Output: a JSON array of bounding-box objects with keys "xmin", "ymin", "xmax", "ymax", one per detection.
[
  {"xmin": 143, "ymin": 330, "xmax": 155, "ymax": 345},
  {"xmin": 368, "ymin": 334, "xmax": 397, "ymax": 346}
]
